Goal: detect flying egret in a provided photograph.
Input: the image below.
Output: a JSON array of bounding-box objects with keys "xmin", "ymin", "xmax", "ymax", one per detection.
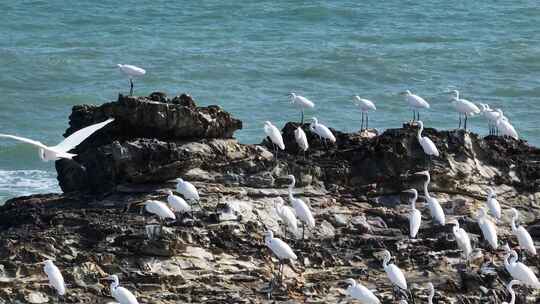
[
  {"xmin": 418, "ymin": 171, "xmax": 445, "ymax": 226},
  {"xmin": 43, "ymin": 260, "xmax": 66, "ymax": 299},
  {"xmin": 103, "ymin": 275, "xmax": 139, "ymax": 304},
  {"xmin": 400, "ymin": 90, "xmax": 430, "ymax": 122},
  {"xmin": 294, "ymin": 126, "xmax": 309, "ymax": 155},
  {"xmin": 403, "ymin": 189, "xmax": 421, "ymax": 238},
  {"xmin": 510, "ymin": 208, "xmax": 536, "ymax": 257},
  {"xmin": 309, "ymin": 117, "xmax": 336, "ymax": 148},
  {"xmin": 176, "ymin": 178, "xmax": 201, "ymax": 209},
  {"xmin": 426, "ymin": 282, "xmax": 435, "ymax": 304},
  {"xmin": 485, "ymin": 187, "xmax": 501, "ymax": 220},
  {"xmin": 382, "ymin": 250, "xmax": 407, "ymax": 300},
  {"xmin": 166, "ymin": 189, "xmax": 191, "ymax": 215},
  {"xmin": 117, "ymin": 64, "xmax": 146, "ymax": 96},
  {"xmin": 503, "ymin": 245, "xmax": 540, "ymax": 288},
  {"xmin": 0, "ymin": 118, "xmax": 114, "ymax": 161},
  {"xmin": 264, "ymin": 230, "xmax": 297, "ymax": 291},
  {"xmin": 450, "ymin": 219, "xmax": 472, "ymax": 265},
  {"xmin": 477, "ymin": 207, "xmax": 498, "ymax": 250},
  {"xmin": 274, "ymin": 197, "xmax": 298, "ymax": 238},
  {"xmin": 416, "ymin": 121, "xmax": 439, "ymax": 158},
  {"xmin": 449, "ymin": 90, "xmax": 481, "ymax": 130},
  {"xmin": 502, "ymin": 280, "xmax": 520, "ymax": 304},
  {"xmin": 353, "ymin": 96, "xmax": 376, "ymax": 131},
  {"xmin": 289, "ymin": 93, "xmax": 315, "ymax": 124},
  {"xmin": 344, "ymin": 278, "xmax": 380, "ymax": 304},
  {"xmin": 264, "ymin": 121, "xmax": 285, "ymax": 160},
  {"xmin": 287, "ymin": 175, "xmax": 315, "ymax": 240},
  {"xmin": 479, "ymin": 104, "xmax": 501, "ymax": 135},
  {"xmin": 496, "ymin": 109, "xmax": 519, "ymax": 140}
]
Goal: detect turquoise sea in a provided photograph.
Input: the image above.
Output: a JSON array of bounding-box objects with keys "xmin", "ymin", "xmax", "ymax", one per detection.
[{"xmin": 1, "ymin": 1, "xmax": 539, "ymax": 202}]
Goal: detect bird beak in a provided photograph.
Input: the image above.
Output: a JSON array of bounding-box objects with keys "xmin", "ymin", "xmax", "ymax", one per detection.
[{"xmin": 402, "ymin": 189, "xmax": 416, "ymax": 195}]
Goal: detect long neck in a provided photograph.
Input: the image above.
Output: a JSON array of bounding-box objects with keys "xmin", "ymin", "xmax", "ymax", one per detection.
[
  {"xmin": 511, "ymin": 214, "xmax": 518, "ymax": 232},
  {"xmin": 288, "ymin": 186, "xmax": 294, "ymax": 200},
  {"xmin": 110, "ymin": 279, "xmax": 119, "ymax": 293},
  {"xmin": 417, "ymin": 124, "xmax": 423, "ymax": 140},
  {"xmin": 428, "ymin": 288, "xmax": 434, "ymax": 304},
  {"xmin": 383, "ymin": 255, "xmax": 390, "ymax": 268},
  {"xmin": 504, "ymin": 252, "xmax": 511, "ymax": 269},
  {"xmin": 423, "ymin": 179, "xmax": 430, "ymax": 199},
  {"xmin": 509, "ymin": 286, "xmax": 515, "ymax": 304}
]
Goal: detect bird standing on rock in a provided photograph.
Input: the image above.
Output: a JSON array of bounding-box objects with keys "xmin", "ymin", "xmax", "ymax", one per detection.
[
  {"xmin": 43, "ymin": 260, "xmax": 66, "ymax": 300},
  {"xmin": 294, "ymin": 126, "xmax": 309, "ymax": 155},
  {"xmin": 496, "ymin": 109, "xmax": 519, "ymax": 140},
  {"xmin": 503, "ymin": 245, "xmax": 540, "ymax": 288},
  {"xmin": 418, "ymin": 171, "xmax": 445, "ymax": 226},
  {"xmin": 264, "ymin": 230, "xmax": 297, "ymax": 295},
  {"xmin": 103, "ymin": 275, "xmax": 139, "ymax": 304},
  {"xmin": 117, "ymin": 64, "xmax": 146, "ymax": 96},
  {"xmin": 477, "ymin": 207, "xmax": 498, "ymax": 250},
  {"xmin": 309, "ymin": 117, "xmax": 336, "ymax": 148},
  {"xmin": 166, "ymin": 189, "xmax": 191, "ymax": 215},
  {"xmin": 510, "ymin": 208, "xmax": 536, "ymax": 257},
  {"xmin": 449, "ymin": 90, "xmax": 481, "ymax": 130},
  {"xmin": 403, "ymin": 189, "xmax": 421, "ymax": 238},
  {"xmin": 289, "ymin": 93, "xmax": 315, "ymax": 124},
  {"xmin": 450, "ymin": 219, "xmax": 472, "ymax": 266},
  {"xmin": 264, "ymin": 121, "xmax": 285, "ymax": 160},
  {"xmin": 353, "ymin": 95, "xmax": 376, "ymax": 131},
  {"xmin": 382, "ymin": 250, "xmax": 408, "ymax": 301},
  {"xmin": 344, "ymin": 278, "xmax": 380, "ymax": 304},
  {"xmin": 287, "ymin": 175, "xmax": 315, "ymax": 240},
  {"xmin": 176, "ymin": 178, "xmax": 201, "ymax": 209},
  {"xmin": 485, "ymin": 187, "xmax": 501, "ymax": 220},
  {"xmin": 401, "ymin": 90, "xmax": 430, "ymax": 122},
  {"xmin": 274, "ymin": 197, "xmax": 298, "ymax": 238},
  {"xmin": 416, "ymin": 121, "xmax": 439, "ymax": 158}
]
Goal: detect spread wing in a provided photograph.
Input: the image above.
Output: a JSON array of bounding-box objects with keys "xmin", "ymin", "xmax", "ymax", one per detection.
[
  {"xmin": 52, "ymin": 118, "xmax": 114, "ymax": 152},
  {"xmin": 0, "ymin": 134, "xmax": 48, "ymax": 149}
]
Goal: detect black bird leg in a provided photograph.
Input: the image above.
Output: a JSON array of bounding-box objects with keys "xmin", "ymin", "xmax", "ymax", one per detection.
[{"xmin": 129, "ymin": 79, "xmax": 134, "ymax": 96}]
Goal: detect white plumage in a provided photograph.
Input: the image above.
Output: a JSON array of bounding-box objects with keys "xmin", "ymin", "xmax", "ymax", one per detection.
[
  {"xmin": 106, "ymin": 275, "xmax": 139, "ymax": 304},
  {"xmin": 479, "ymin": 104, "xmax": 502, "ymax": 135},
  {"xmin": 43, "ymin": 260, "xmax": 66, "ymax": 296},
  {"xmin": 502, "ymin": 280, "xmax": 520, "ymax": 304},
  {"xmin": 450, "ymin": 90, "xmax": 481, "ymax": 129},
  {"xmin": 416, "ymin": 121, "xmax": 439, "ymax": 157},
  {"xmin": 274, "ymin": 197, "xmax": 298, "ymax": 235},
  {"xmin": 382, "ymin": 250, "xmax": 407, "ymax": 290},
  {"xmin": 176, "ymin": 178, "xmax": 200, "ymax": 201},
  {"xmin": 344, "ymin": 278, "xmax": 380, "ymax": 304},
  {"xmin": 477, "ymin": 207, "xmax": 498, "ymax": 249},
  {"xmin": 353, "ymin": 96, "xmax": 377, "ymax": 130},
  {"xmin": 166, "ymin": 190, "xmax": 191, "ymax": 213},
  {"xmin": 404, "ymin": 189, "xmax": 421, "ymax": 238},
  {"xmin": 309, "ymin": 117, "xmax": 336, "ymax": 143},
  {"xmin": 503, "ymin": 246, "xmax": 540, "ymax": 288},
  {"xmin": 427, "ymin": 282, "xmax": 435, "ymax": 304},
  {"xmin": 0, "ymin": 118, "xmax": 114, "ymax": 161},
  {"xmin": 402, "ymin": 90, "xmax": 429, "ymax": 121},
  {"xmin": 264, "ymin": 121, "xmax": 285, "ymax": 150},
  {"xmin": 294, "ymin": 127, "xmax": 309, "ymax": 152},
  {"xmin": 419, "ymin": 171, "xmax": 445, "ymax": 226},
  {"xmin": 451, "ymin": 220, "xmax": 472, "ymax": 260},
  {"xmin": 485, "ymin": 187, "xmax": 501, "ymax": 220},
  {"xmin": 265, "ymin": 230, "xmax": 297, "ymax": 260},
  {"xmin": 496, "ymin": 109, "xmax": 519, "ymax": 140},
  {"xmin": 143, "ymin": 200, "xmax": 176, "ymax": 220},
  {"xmin": 287, "ymin": 175, "xmax": 315, "ymax": 230},
  {"xmin": 289, "ymin": 93, "xmax": 315, "ymax": 124},
  {"xmin": 117, "ymin": 64, "xmax": 146, "ymax": 78},
  {"xmin": 510, "ymin": 208, "xmax": 536, "ymax": 255}
]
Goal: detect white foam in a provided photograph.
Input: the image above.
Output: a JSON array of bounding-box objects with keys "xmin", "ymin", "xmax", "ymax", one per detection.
[{"xmin": 0, "ymin": 170, "xmax": 60, "ymax": 204}]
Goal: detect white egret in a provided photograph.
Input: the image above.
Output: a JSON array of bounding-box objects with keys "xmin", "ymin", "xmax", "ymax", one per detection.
[
  {"xmin": 309, "ymin": 117, "xmax": 336, "ymax": 148},
  {"xmin": 496, "ymin": 109, "xmax": 519, "ymax": 140},
  {"xmin": 353, "ymin": 96, "xmax": 377, "ymax": 131},
  {"xmin": 104, "ymin": 275, "xmax": 139, "ymax": 304},
  {"xmin": 176, "ymin": 178, "xmax": 201, "ymax": 208},
  {"xmin": 450, "ymin": 219, "xmax": 472, "ymax": 264},
  {"xmin": 294, "ymin": 126, "xmax": 309, "ymax": 154},
  {"xmin": 289, "ymin": 93, "xmax": 315, "ymax": 124},
  {"xmin": 274, "ymin": 197, "xmax": 298, "ymax": 238},
  {"xmin": 43, "ymin": 260, "xmax": 66, "ymax": 298},
  {"xmin": 502, "ymin": 280, "xmax": 520, "ymax": 304},
  {"xmin": 400, "ymin": 90, "xmax": 430, "ymax": 122},
  {"xmin": 287, "ymin": 175, "xmax": 315, "ymax": 239},
  {"xmin": 426, "ymin": 282, "xmax": 435, "ymax": 304},
  {"xmin": 265, "ymin": 230, "xmax": 297, "ymax": 288},
  {"xmin": 0, "ymin": 118, "xmax": 114, "ymax": 161},
  {"xmin": 416, "ymin": 121, "xmax": 439, "ymax": 157},
  {"xmin": 503, "ymin": 245, "xmax": 540, "ymax": 287},
  {"xmin": 419, "ymin": 171, "xmax": 445, "ymax": 226},
  {"xmin": 117, "ymin": 64, "xmax": 146, "ymax": 96},
  {"xmin": 344, "ymin": 278, "xmax": 380, "ymax": 304},
  {"xmin": 166, "ymin": 189, "xmax": 191, "ymax": 214},
  {"xmin": 264, "ymin": 121, "xmax": 285, "ymax": 159},
  {"xmin": 449, "ymin": 90, "xmax": 481, "ymax": 130},
  {"xmin": 477, "ymin": 207, "xmax": 498, "ymax": 249},
  {"xmin": 510, "ymin": 208, "xmax": 536, "ymax": 256},
  {"xmin": 485, "ymin": 187, "xmax": 501, "ymax": 220},
  {"xmin": 403, "ymin": 189, "xmax": 421, "ymax": 238},
  {"xmin": 479, "ymin": 104, "xmax": 501, "ymax": 135},
  {"xmin": 141, "ymin": 200, "xmax": 176, "ymax": 221},
  {"xmin": 382, "ymin": 250, "xmax": 407, "ymax": 300}
]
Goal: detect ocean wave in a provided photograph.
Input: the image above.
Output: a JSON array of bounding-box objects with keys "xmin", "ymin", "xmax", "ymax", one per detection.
[{"xmin": 0, "ymin": 170, "xmax": 60, "ymax": 204}]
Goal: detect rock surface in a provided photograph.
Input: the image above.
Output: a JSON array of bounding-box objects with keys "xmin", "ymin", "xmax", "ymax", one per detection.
[{"xmin": 1, "ymin": 93, "xmax": 540, "ymax": 303}]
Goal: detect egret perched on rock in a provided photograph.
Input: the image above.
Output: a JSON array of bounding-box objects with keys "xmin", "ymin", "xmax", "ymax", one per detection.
[
  {"xmin": 503, "ymin": 245, "xmax": 540, "ymax": 288},
  {"xmin": 264, "ymin": 121, "xmax": 285, "ymax": 159},
  {"xmin": 274, "ymin": 197, "xmax": 298, "ymax": 238},
  {"xmin": 353, "ymin": 96, "xmax": 376, "ymax": 131},
  {"xmin": 344, "ymin": 278, "xmax": 380, "ymax": 304},
  {"xmin": 117, "ymin": 64, "xmax": 146, "ymax": 96},
  {"xmin": 450, "ymin": 219, "xmax": 472, "ymax": 265},
  {"xmin": 418, "ymin": 171, "xmax": 445, "ymax": 226},
  {"xmin": 510, "ymin": 208, "xmax": 536, "ymax": 257},
  {"xmin": 485, "ymin": 187, "xmax": 501, "ymax": 220},
  {"xmin": 426, "ymin": 282, "xmax": 435, "ymax": 304},
  {"xmin": 103, "ymin": 275, "xmax": 139, "ymax": 304},
  {"xmin": 477, "ymin": 207, "xmax": 498, "ymax": 249},
  {"xmin": 294, "ymin": 126, "xmax": 309, "ymax": 154},
  {"xmin": 401, "ymin": 90, "xmax": 430, "ymax": 122},
  {"xmin": 502, "ymin": 280, "xmax": 521, "ymax": 304},
  {"xmin": 382, "ymin": 250, "xmax": 407, "ymax": 299},
  {"xmin": 449, "ymin": 90, "xmax": 481, "ymax": 130},
  {"xmin": 287, "ymin": 175, "xmax": 315, "ymax": 239},
  {"xmin": 176, "ymin": 178, "xmax": 201, "ymax": 208},
  {"xmin": 0, "ymin": 118, "xmax": 114, "ymax": 161},
  {"xmin": 264, "ymin": 230, "xmax": 297, "ymax": 290},
  {"xmin": 496, "ymin": 109, "xmax": 519, "ymax": 140},
  {"xmin": 416, "ymin": 121, "xmax": 439, "ymax": 158},
  {"xmin": 141, "ymin": 200, "xmax": 176, "ymax": 221},
  {"xmin": 166, "ymin": 189, "xmax": 191, "ymax": 214},
  {"xmin": 403, "ymin": 189, "xmax": 421, "ymax": 238},
  {"xmin": 309, "ymin": 117, "xmax": 336, "ymax": 147},
  {"xmin": 289, "ymin": 93, "xmax": 315, "ymax": 124},
  {"xmin": 43, "ymin": 260, "xmax": 66, "ymax": 299},
  {"xmin": 479, "ymin": 104, "xmax": 501, "ymax": 135}
]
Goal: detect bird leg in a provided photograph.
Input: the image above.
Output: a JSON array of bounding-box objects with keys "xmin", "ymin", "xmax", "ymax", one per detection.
[
  {"xmin": 129, "ymin": 79, "xmax": 134, "ymax": 96},
  {"xmin": 411, "ymin": 110, "xmax": 415, "ymax": 122},
  {"xmin": 301, "ymin": 110, "xmax": 304, "ymax": 125},
  {"xmin": 301, "ymin": 223, "xmax": 305, "ymax": 241},
  {"xmin": 464, "ymin": 115, "xmax": 468, "ymax": 131},
  {"xmin": 366, "ymin": 113, "xmax": 369, "ymax": 130},
  {"xmin": 361, "ymin": 112, "xmax": 364, "ymax": 131},
  {"xmin": 417, "ymin": 111, "xmax": 421, "ymax": 121},
  {"xmin": 458, "ymin": 114, "xmax": 462, "ymax": 129}
]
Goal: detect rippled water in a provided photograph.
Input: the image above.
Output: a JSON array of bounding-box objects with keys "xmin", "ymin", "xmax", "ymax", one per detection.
[{"xmin": 1, "ymin": 1, "xmax": 539, "ymax": 201}]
